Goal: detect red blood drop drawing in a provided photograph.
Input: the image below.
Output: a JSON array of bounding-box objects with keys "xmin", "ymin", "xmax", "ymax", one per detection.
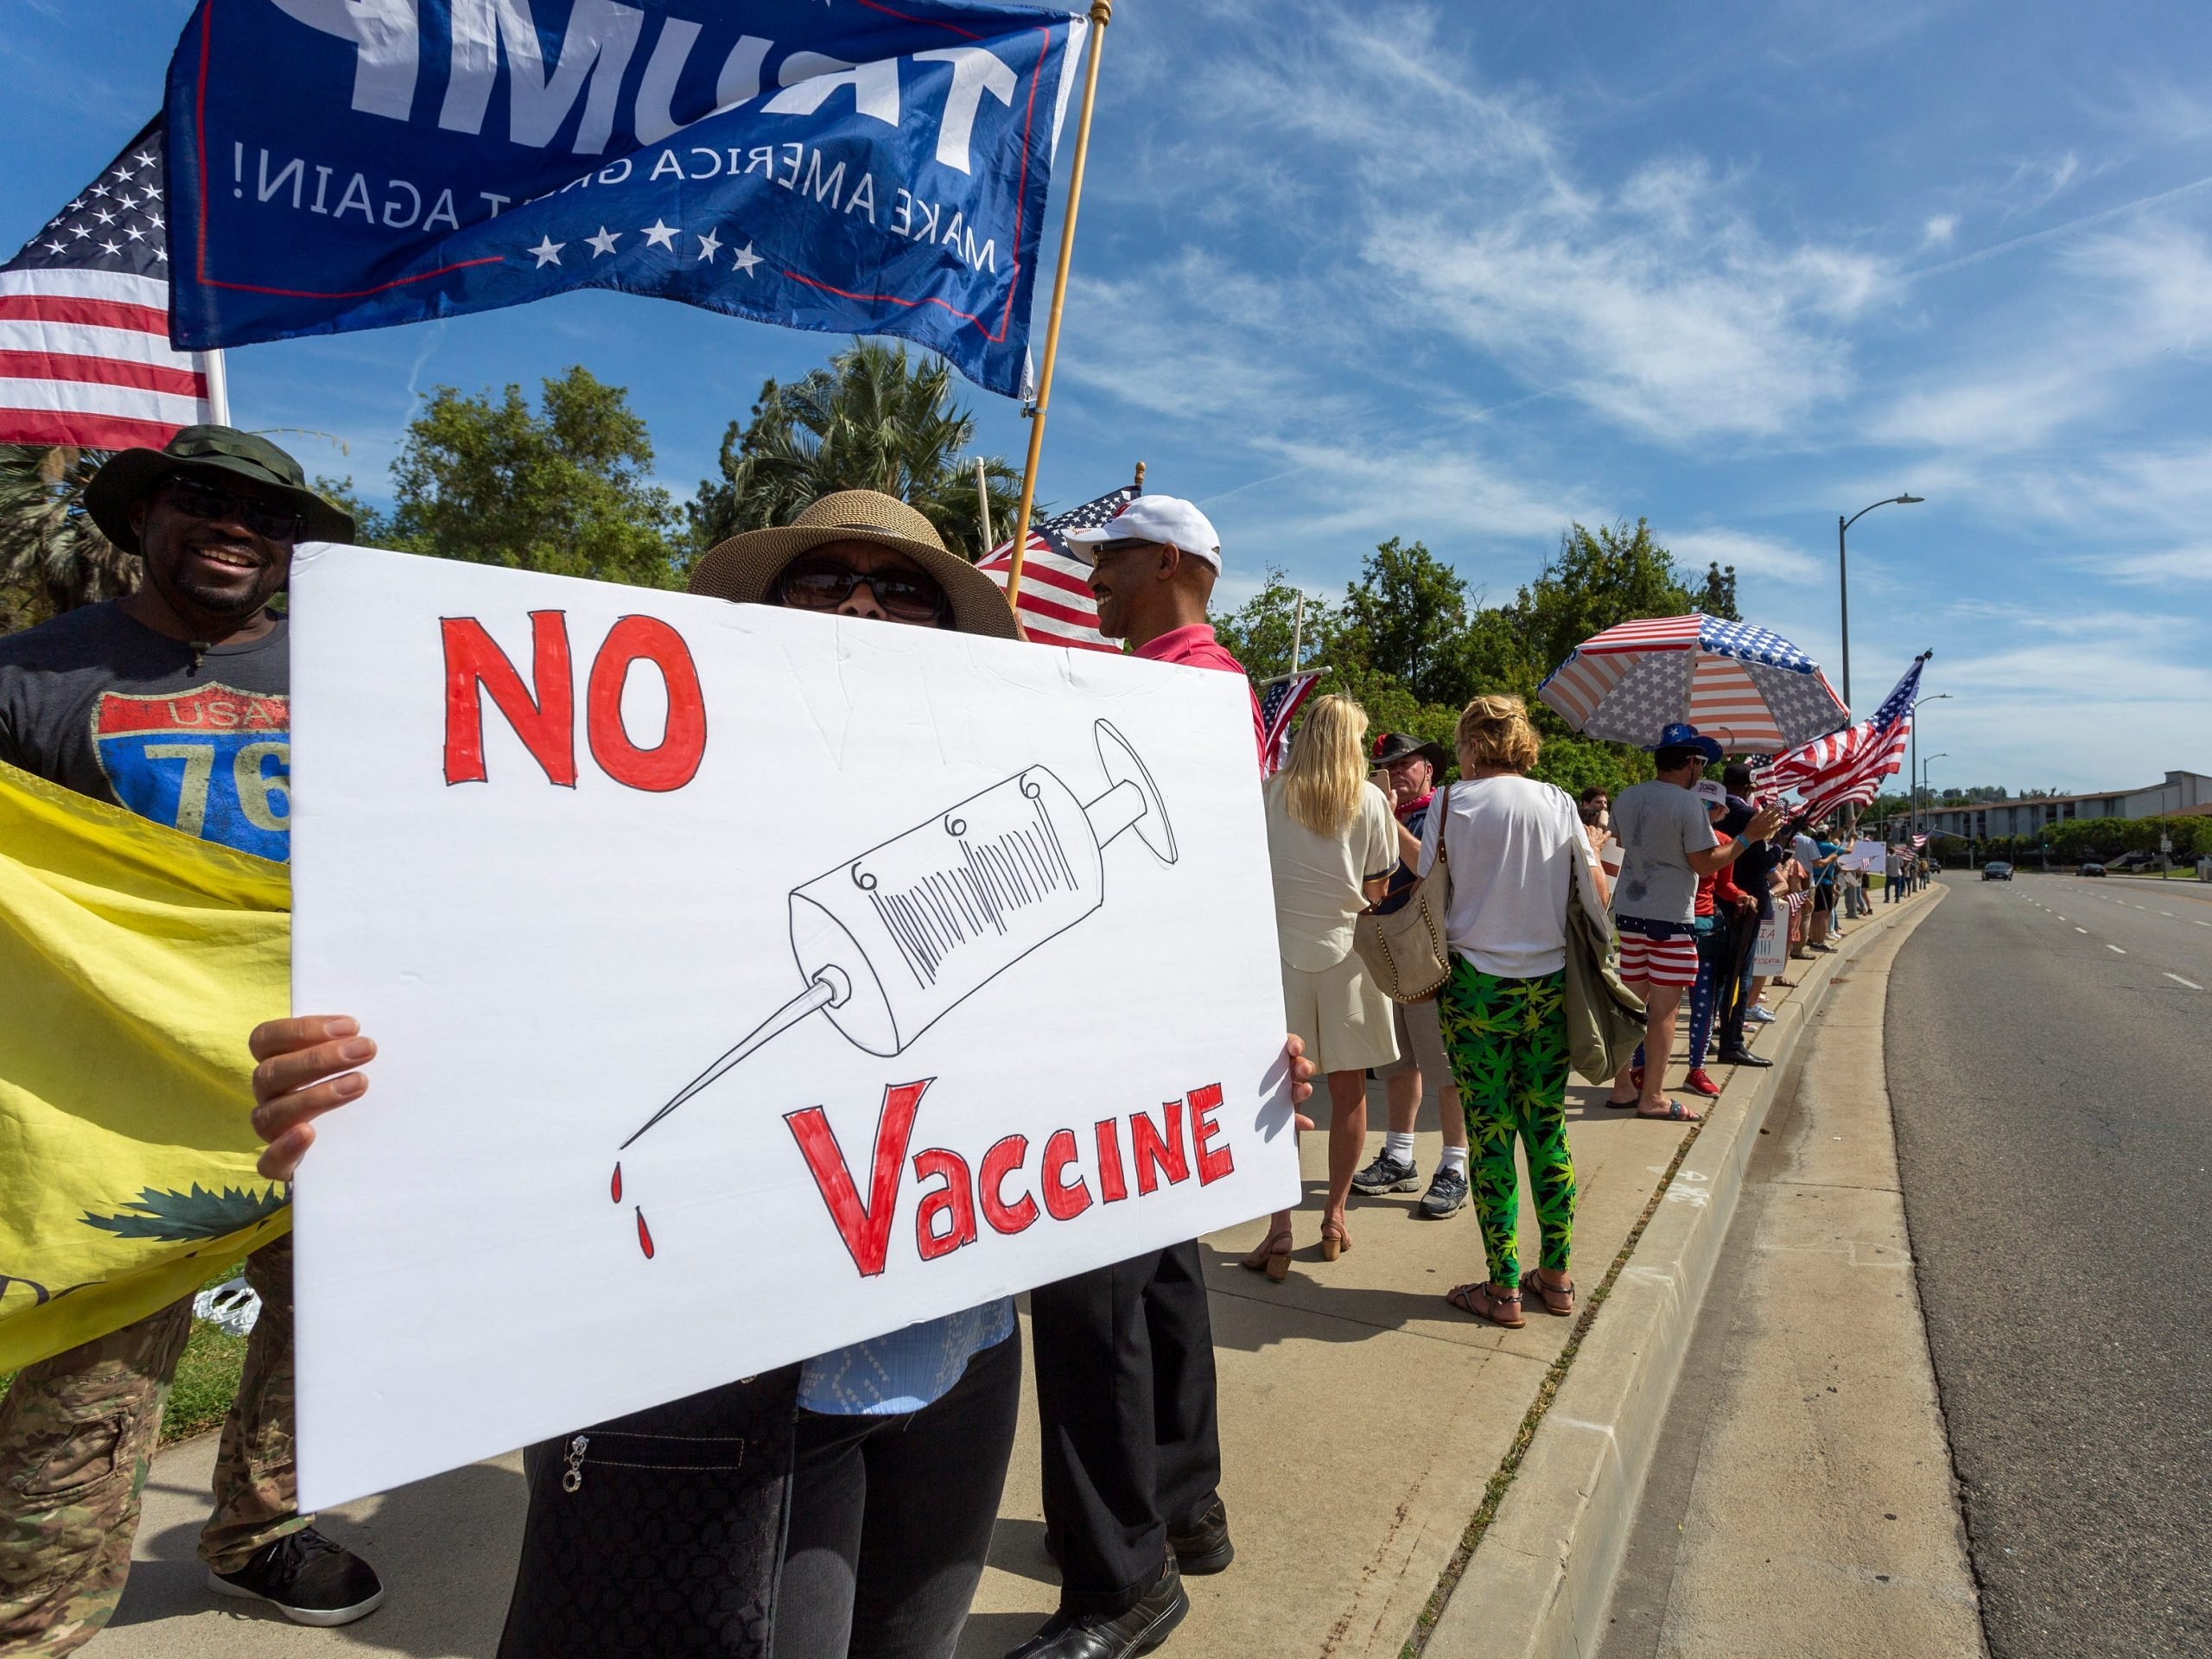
[
  {"xmin": 635, "ymin": 1206, "xmax": 654, "ymax": 1259},
  {"xmin": 610, "ymin": 1162, "xmax": 622, "ymax": 1203}
]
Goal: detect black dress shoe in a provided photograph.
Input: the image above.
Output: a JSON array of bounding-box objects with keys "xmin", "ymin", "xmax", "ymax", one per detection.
[
  {"xmin": 1006, "ymin": 1558, "xmax": 1188, "ymax": 1659},
  {"xmin": 1717, "ymin": 1049, "xmax": 1773, "ymax": 1068},
  {"xmin": 1167, "ymin": 1493, "xmax": 1234, "ymax": 1574}
]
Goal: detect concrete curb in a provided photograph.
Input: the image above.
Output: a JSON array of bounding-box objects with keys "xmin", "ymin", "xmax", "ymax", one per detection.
[{"xmin": 1421, "ymin": 889, "xmax": 1948, "ymax": 1659}]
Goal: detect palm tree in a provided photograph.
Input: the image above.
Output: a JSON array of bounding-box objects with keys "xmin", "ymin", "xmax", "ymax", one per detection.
[
  {"xmin": 690, "ymin": 340, "xmax": 1023, "ymax": 563},
  {"xmin": 0, "ymin": 445, "xmax": 137, "ymax": 632}
]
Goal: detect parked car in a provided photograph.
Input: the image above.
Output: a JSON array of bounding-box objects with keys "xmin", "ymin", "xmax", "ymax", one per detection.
[
  {"xmin": 2080, "ymin": 862, "xmax": 2107, "ymax": 877},
  {"xmin": 1982, "ymin": 861, "xmax": 2013, "ymax": 880}
]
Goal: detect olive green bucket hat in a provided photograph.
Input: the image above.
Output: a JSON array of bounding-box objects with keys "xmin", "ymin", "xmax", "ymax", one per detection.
[{"xmin": 85, "ymin": 425, "xmax": 357, "ymax": 553}]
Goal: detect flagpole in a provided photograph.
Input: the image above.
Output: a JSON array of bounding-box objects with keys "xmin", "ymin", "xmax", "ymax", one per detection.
[
  {"xmin": 1289, "ymin": 590, "xmax": 1305, "ymax": 673},
  {"xmin": 1005, "ymin": 0, "xmax": 1111, "ymax": 614},
  {"xmin": 203, "ymin": 348, "xmax": 231, "ymax": 427},
  {"xmin": 975, "ymin": 456, "xmax": 993, "ymax": 552}
]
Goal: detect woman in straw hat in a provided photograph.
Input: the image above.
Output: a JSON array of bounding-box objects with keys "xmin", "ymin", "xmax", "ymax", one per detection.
[{"xmin": 245, "ymin": 489, "xmax": 1307, "ymax": 1659}]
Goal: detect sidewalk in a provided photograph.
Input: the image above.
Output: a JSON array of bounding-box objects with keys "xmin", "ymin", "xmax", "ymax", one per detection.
[{"xmin": 95, "ymin": 897, "xmax": 1937, "ymax": 1659}]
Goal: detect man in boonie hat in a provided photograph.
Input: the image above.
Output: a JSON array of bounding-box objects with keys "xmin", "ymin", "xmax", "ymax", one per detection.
[
  {"xmin": 1354, "ymin": 730, "xmax": 1472, "ymax": 1219},
  {"xmin": 687, "ymin": 488, "xmax": 1019, "ymax": 639},
  {"xmin": 0, "ymin": 428, "xmax": 385, "ymax": 1639},
  {"xmin": 1602, "ymin": 724, "xmax": 1780, "ymax": 1123}
]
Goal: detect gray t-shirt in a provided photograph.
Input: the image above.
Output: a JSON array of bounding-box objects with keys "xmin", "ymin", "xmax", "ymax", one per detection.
[
  {"xmin": 1610, "ymin": 777, "xmax": 1710, "ymax": 925},
  {"xmin": 0, "ymin": 601, "xmax": 291, "ymax": 861}
]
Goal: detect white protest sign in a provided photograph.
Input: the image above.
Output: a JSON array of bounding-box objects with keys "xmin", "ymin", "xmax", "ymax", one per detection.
[
  {"xmin": 1840, "ymin": 838, "xmax": 1885, "ymax": 874},
  {"xmin": 1752, "ymin": 911, "xmax": 1789, "ymax": 977},
  {"xmin": 285, "ymin": 546, "xmax": 1299, "ymax": 1508}
]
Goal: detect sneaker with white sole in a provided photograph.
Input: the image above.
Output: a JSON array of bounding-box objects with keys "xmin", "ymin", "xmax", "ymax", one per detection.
[
  {"xmin": 1746, "ymin": 1006, "xmax": 1777, "ymax": 1024},
  {"xmin": 1351, "ymin": 1152, "xmax": 1420, "ymax": 1194},
  {"xmin": 1417, "ymin": 1166, "xmax": 1470, "ymax": 1218},
  {"xmin": 209, "ymin": 1529, "xmax": 384, "ymax": 1627}
]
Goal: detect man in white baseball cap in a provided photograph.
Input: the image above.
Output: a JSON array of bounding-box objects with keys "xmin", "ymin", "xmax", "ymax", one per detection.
[{"xmin": 1062, "ymin": 495, "xmax": 1263, "ymax": 760}]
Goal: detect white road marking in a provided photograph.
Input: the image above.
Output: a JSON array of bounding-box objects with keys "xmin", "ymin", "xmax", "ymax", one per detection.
[
  {"xmin": 2166, "ymin": 974, "xmax": 2204, "ymax": 990},
  {"xmin": 2107, "ymin": 944, "xmax": 2126, "ymax": 954},
  {"xmin": 2075, "ymin": 927, "xmax": 2088, "ymax": 933},
  {"xmin": 2160, "ymin": 912, "xmax": 2173, "ymax": 918}
]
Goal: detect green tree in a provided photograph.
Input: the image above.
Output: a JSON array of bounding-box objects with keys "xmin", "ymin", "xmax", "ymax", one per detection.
[
  {"xmin": 1694, "ymin": 561, "xmax": 1739, "ymax": 620},
  {"xmin": 1211, "ymin": 567, "xmax": 1336, "ymax": 683},
  {"xmin": 1334, "ymin": 537, "xmax": 1477, "ymax": 709},
  {"xmin": 1510, "ymin": 518, "xmax": 1694, "ymax": 691},
  {"xmin": 0, "ymin": 445, "xmax": 136, "ymax": 632},
  {"xmin": 690, "ymin": 340, "xmax": 1019, "ymax": 560},
  {"xmin": 384, "ymin": 367, "xmax": 683, "ymax": 588}
]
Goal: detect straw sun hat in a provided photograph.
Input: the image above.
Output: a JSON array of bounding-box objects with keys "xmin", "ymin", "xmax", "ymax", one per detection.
[{"xmin": 688, "ymin": 489, "xmax": 1020, "ymax": 640}]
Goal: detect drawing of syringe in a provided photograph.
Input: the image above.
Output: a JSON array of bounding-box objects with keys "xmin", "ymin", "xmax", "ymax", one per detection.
[{"xmin": 620, "ymin": 719, "xmax": 1177, "ymax": 1149}]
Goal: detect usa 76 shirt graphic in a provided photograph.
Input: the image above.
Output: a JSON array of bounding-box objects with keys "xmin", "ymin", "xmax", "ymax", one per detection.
[{"xmin": 93, "ymin": 683, "xmax": 290, "ymax": 861}]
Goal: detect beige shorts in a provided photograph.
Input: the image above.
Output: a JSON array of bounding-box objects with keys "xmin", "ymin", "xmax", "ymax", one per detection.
[
  {"xmin": 1376, "ymin": 994, "xmax": 1452, "ymax": 1091},
  {"xmin": 1281, "ymin": 950, "xmax": 1401, "ymax": 1076}
]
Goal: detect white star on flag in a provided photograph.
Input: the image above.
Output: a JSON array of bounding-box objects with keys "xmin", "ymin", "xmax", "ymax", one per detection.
[
  {"xmin": 585, "ymin": 226, "xmax": 620, "ymax": 257},
  {"xmin": 641, "ymin": 219, "xmax": 678, "ymax": 251},
  {"xmin": 696, "ymin": 229, "xmax": 721, "ymax": 262},
  {"xmin": 527, "ymin": 235, "xmax": 564, "ymax": 267},
  {"xmin": 731, "ymin": 241, "xmax": 762, "ymax": 276}
]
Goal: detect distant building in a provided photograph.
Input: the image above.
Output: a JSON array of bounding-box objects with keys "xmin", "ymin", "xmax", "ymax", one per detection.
[{"xmin": 1922, "ymin": 769, "xmax": 2212, "ymax": 842}]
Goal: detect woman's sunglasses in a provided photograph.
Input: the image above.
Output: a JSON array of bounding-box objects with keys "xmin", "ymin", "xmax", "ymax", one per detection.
[
  {"xmin": 161, "ymin": 474, "xmax": 305, "ymax": 543},
  {"xmin": 773, "ymin": 554, "xmax": 949, "ymax": 624}
]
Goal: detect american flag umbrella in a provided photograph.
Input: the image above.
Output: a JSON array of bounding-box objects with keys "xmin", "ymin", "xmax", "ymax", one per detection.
[{"xmin": 1537, "ymin": 613, "xmax": 1849, "ymax": 753}]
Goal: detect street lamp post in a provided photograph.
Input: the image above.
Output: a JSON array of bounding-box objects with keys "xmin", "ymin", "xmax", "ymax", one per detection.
[
  {"xmin": 1903, "ymin": 675, "xmax": 1948, "ymax": 847},
  {"xmin": 1919, "ymin": 753, "xmax": 1949, "ymax": 846},
  {"xmin": 1838, "ymin": 493, "xmax": 1925, "ymax": 709}
]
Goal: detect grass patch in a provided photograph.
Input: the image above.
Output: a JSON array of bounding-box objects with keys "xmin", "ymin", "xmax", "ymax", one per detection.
[{"xmin": 1, "ymin": 1262, "xmax": 251, "ymax": 1446}]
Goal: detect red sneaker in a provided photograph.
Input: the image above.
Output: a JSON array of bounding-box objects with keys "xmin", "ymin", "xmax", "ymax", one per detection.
[{"xmin": 1684, "ymin": 1068, "xmax": 1721, "ymax": 1097}]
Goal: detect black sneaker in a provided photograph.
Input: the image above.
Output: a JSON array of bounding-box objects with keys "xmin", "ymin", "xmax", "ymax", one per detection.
[
  {"xmin": 1006, "ymin": 1556, "xmax": 1187, "ymax": 1658},
  {"xmin": 208, "ymin": 1529, "xmax": 384, "ymax": 1627},
  {"xmin": 1350, "ymin": 1152, "xmax": 1419, "ymax": 1194},
  {"xmin": 1417, "ymin": 1166, "xmax": 1470, "ymax": 1218},
  {"xmin": 1168, "ymin": 1493, "xmax": 1234, "ymax": 1574}
]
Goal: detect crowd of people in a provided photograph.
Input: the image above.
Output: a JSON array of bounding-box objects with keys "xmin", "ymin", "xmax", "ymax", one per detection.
[{"xmin": 0, "ymin": 424, "xmax": 1929, "ymax": 1659}]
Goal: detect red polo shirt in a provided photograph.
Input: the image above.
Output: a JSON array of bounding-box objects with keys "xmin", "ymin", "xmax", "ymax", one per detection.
[{"xmin": 1133, "ymin": 622, "xmax": 1266, "ymax": 767}]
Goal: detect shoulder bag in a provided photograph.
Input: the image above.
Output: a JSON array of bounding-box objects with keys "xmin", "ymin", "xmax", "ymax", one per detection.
[{"xmin": 1353, "ymin": 782, "xmax": 1455, "ymax": 1003}]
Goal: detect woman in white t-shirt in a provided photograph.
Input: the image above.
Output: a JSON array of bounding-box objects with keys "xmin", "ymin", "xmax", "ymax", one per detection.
[
  {"xmin": 1256, "ymin": 695, "xmax": 1401, "ymax": 1275},
  {"xmin": 1416, "ymin": 696, "xmax": 1607, "ymax": 1330}
]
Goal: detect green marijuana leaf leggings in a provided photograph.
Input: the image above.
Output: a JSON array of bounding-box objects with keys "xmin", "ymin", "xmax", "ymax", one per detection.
[{"xmin": 1436, "ymin": 958, "xmax": 1575, "ymax": 1287}]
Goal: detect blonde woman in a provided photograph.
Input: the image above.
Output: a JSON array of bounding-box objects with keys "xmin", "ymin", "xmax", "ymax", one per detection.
[
  {"xmin": 1252, "ymin": 695, "xmax": 1401, "ymax": 1274},
  {"xmin": 1419, "ymin": 696, "xmax": 1606, "ymax": 1328}
]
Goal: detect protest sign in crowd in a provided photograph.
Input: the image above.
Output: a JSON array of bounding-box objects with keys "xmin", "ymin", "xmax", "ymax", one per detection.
[{"xmin": 0, "ymin": 6, "xmax": 1940, "ymax": 1656}]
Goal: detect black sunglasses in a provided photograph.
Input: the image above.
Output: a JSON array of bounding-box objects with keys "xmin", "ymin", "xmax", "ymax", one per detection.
[
  {"xmin": 161, "ymin": 474, "xmax": 304, "ymax": 542},
  {"xmin": 773, "ymin": 554, "xmax": 950, "ymax": 624}
]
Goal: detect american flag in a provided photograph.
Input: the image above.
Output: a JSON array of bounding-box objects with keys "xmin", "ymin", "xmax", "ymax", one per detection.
[
  {"xmin": 1257, "ymin": 671, "xmax": 1321, "ymax": 779},
  {"xmin": 1, "ymin": 118, "xmax": 219, "ymax": 449},
  {"xmin": 977, "ymin": 485, "xmax": 1137, "ymax": 653},
  {"xmin": 1911, "ymin": 833, "xmax": 1928, "ymax": 849},
  {"xmin": 1758, "ymin": 658, "xmax": 1925, "ymax": 814}
]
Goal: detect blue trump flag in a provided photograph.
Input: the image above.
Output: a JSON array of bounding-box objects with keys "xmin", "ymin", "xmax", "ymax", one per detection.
[{"xmin": 163, "ymin": 0, "xmax": 1090, "ymax": 397}]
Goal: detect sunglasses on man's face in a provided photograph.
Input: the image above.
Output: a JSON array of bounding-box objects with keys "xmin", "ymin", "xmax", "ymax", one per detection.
[
  {"xmin": 160, "ymin": 475, "xmax": 304, "ymax": 542},
  {"xmin": 774, "ymin": 555, "xmax": 950, "ymax": 624}
]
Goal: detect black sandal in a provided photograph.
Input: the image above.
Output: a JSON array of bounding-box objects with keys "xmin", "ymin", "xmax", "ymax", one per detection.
[
  {"xmin": 1635, "ymin": 1099, "xmax": 1703, "ymax": 1122},
  {"xmin": 1446, "ymin": 1281, "xmax": 1525, "ymax": 1329},
  {"xmin": 1521, "ymin": 1271, "xmax": 1575, "ymax": 1317}
]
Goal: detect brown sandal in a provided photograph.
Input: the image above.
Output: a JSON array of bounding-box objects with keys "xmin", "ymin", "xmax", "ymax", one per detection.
[
  {"xmin": 1522, "ymin": 1270, "xmax": 1575, "ymax": 1317},
  {"xmin": 1241, "ymin": 1229, "xmax": 1294, "ymax": 1282},
  {"xmin": 1446, "ymin": 1281, "xmax": 1524, "ymax": 1328},
  {"xmin": 1319, "ymin": 1218, "xmax": 1353, "ymax": 1262}
]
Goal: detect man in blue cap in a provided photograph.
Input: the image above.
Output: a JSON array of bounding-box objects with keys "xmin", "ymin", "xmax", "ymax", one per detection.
[{"xmin": 1602, "ymin": 725, "xmax": 1781, "ymax": 1121}]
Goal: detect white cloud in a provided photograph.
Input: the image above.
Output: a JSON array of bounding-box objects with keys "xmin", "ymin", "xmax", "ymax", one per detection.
[
  {"xmin": 1921, "ymin": 213, "xmax": 1959, "ymax": 247},
  {"xmin": 2092, "ymin": 547, "xmax": 2212, "ymax": 583},
  {"xmin": 1670, "ymin": 529, "xmax": 1827, "ymax": 585}
]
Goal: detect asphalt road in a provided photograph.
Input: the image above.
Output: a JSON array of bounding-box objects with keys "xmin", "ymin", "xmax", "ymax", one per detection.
[{"xmin": 1885, "ymin": 873, "xmax": 2212, "ymax": 1657}]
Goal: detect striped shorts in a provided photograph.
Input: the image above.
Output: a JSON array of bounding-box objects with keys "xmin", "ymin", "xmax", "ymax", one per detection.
[{"xmin": 1617, "ymin": 932, "xmax": 1699, "ymax": 987}]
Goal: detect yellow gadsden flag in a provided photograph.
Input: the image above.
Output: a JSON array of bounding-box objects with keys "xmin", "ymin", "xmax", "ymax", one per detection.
[{"xmin": 1, "ymin": 758, "xmax": 290, "ymax": 1371}]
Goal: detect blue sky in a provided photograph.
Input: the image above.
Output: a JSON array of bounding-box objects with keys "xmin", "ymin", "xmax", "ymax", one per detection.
[{"xmin": 7, "ymin": 0, "xmax": 2209, "ymax": 796}]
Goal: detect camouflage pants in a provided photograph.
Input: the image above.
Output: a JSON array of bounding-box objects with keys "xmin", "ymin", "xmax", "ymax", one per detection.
[{"xmin": 0, "ymin": 1237, "xmax": 307, "ymax": 1656}]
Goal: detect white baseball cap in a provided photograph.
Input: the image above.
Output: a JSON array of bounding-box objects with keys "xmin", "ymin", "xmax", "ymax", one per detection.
[
  {"xmin": 1064, "ymin": 495, "xmax": 1222, "ymax": 569},
  {"xmin": 1693, "ymin": 779, "xmax": 1728, "ymax": 809}
]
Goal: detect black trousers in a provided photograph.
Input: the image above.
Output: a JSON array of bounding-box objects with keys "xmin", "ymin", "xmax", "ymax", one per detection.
[
  {"xmin": 1714, "ymin": 903, "xmax": 1763, "ymax": 1053},
  {"xmin": 773, "ymin": 1332, "xmax": 1023, "ymax": 1659},
  {"xmin": 1028, "ymin": 1240, "xmax": 1222, "ymax": 1618}
]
